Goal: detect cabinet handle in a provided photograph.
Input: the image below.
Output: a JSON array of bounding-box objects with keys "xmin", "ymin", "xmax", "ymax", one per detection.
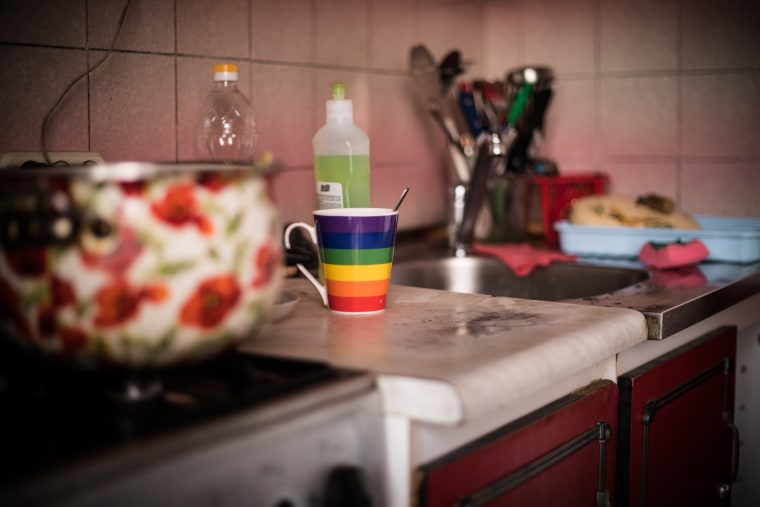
[
  {"xmin": 724, "ymin": 410, "xmax": 741, "ymax": 485},
  {"xmin": 641, "ymin": 359, "xmax": 729, "ymax": 426},
  {"xmin": 597, "ymin": 422, "xmax": 612, "ymax": 507},
  {"xmin": 457, "ymin": 422, "xmax": 611, "ymax": 507}
]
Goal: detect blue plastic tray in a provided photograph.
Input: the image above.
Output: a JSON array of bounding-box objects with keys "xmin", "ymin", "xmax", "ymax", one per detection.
[{"xmin": 555, "ymin": 216, "xmax": 760, "ymax": 263}]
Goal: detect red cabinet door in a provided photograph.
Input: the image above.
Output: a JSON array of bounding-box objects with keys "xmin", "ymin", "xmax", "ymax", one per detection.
[
  {"xmin": 617, "ymin": 326, "xmax": 739, "ymax": 507},
  {"xmin": 418, "ymin": 380, "xmax": 618, "ymax": 507}
]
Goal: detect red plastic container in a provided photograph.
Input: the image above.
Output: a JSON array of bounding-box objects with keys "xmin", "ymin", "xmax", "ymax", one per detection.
[{"xmin": 525, "ymin": 173, "xmax": 609, "ymax": 247}]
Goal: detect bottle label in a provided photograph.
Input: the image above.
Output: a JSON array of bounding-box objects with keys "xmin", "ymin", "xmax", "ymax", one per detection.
[
  {"xmin": 313, "ymin": 154, "xmax": 371, "ymax": 208},
  {"xmin": 316, "ymin": 181, "xmax": 343, "ymax": 209}
]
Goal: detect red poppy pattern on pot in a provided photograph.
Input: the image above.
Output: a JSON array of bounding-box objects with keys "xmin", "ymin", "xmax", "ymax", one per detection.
[{"xmin": 0, "ymin": 169, "xmax": 283, "ymax": 369}]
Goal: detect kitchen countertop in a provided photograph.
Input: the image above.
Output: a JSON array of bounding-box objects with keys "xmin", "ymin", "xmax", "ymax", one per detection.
[
  {"xmin": 391, "ymin": 230, "xmax": 760, "ymax": 341},
  {"xmin": 243, "ymin": 228, "xmax": 760, "ymax": 428},
  {"xmin": 240, "ymin": 278, "xmax": 647, "ymax": 426},
  {"xmin": 567, "ymin": 258, "xmax": 760, "ymax": 339}
]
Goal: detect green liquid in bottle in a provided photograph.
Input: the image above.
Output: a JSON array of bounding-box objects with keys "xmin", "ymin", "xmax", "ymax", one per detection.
[{"xmin": 314, "ymin": 154, "xmax": 371, "ymax": 208}]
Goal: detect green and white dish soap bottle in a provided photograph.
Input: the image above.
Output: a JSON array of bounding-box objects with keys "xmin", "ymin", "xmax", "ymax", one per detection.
[{"xmin": 313, "ymin": 82, "xmax": 371, "ymax": 209}]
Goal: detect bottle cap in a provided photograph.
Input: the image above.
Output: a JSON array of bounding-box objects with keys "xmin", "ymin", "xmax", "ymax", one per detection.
[
  {"xmin": 331, "ymin": 82, "xmax": 345, "ymax": 100},
  {"xmin": 326, "ymin": 82, "xmax": 352, "ymax": 121},
  {"xmin": 213, "ymin": 63, "xmax": 239, "ymax": 82}
]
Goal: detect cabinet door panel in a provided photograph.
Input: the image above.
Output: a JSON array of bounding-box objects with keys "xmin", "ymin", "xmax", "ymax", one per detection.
[
  {"xmin": 419, "ymin": 380, "xmax": 618, "ymax": 507},
  {"xmin": 618, "ymin": 326, "xmax": 737, "ymax": 507}
]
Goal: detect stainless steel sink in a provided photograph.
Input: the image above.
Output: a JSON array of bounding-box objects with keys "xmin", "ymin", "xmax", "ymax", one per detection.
[{"xmin": 390, "ymin": 256, "xmax": 649, "ymax": 301}]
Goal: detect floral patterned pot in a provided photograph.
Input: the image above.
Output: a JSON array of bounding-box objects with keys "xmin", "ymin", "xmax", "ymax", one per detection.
[{"xmin": 0, "ymin": 162, "xmax": 283, "ymax": 370}]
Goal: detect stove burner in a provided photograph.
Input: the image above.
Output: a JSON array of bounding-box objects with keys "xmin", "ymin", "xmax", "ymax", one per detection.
[{"xmin": 0, "ymin": 339, "xmax": 355, "ymax": 487}]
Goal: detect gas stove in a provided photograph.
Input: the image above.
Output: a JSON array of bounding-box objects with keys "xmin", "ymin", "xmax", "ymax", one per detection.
[{"xmin": 0, "ymin": 340, "xmax": 386, "ymax": 506}]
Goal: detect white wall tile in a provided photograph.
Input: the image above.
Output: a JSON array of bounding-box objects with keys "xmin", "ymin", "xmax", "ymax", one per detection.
[
  {"xmin": 0, "ymin": 0, "xmax": 86, "ymax": 48},
  {"xmin": 681, "ymin": 162, "xmax": 760, "ymax": 216},
  {"xmin": 177, "ymin": 0, "xmax": 249, "ymax": 58},
  {"xmin": 541, "ymin": 79, "xmax": 595, "ymax": 168},
  {"xmin": 522, "ymin": 0, "xmax": 596, "ymax": 75},
  {"xmin": 3, "ymin": 0, "xmax": 760, "ymax": 229},
  {"xmin": 483, "ymin": 1, "xmax": 523, "ymax": 80},
  {"xmin": 0, "ymin": 46, "xmax": 89, "ymax": 152},
  {"xmin": 370, "ymin": 164, "xmax": 448, "ymax": 230},
  {"xmin": 369, "ymin": 74, "xmax": 433, "ymax": 166},
  {"xmin": 314, "ymin": 0, "xmax": 370, "ymax": 67},
  {"xmin": 251, "ymin": 0, "xmax": 312, "ymax": 63},
  {"xmin": 89, "ymin": 52, "xmax": 176, "ymax": 162},
  {"xmin": 370, "ymin": 0, "xmax": 417, "ymax": 71},
  {"xmin": 681, "ymin": 73, "xmax": 760, "ymax": 158},
  {"xmin": 681, "ymin": 0, "xmax": 760, "ymax": 70},
  {"xmin": 88, "ymin": 0, "xmax": 174, "ymax": 53},
  {"xmin": 599, "ymin": 0, "xmax": 677, "ymax": 72},
  {"xmin": 252, "ymin": 64, "xmax": 314, "ymax": 167},
  {"xmin": 600, "ymin": 76, "xmax": 678, "ymax": 158},
  {"xmin": 367, "ymin": 71, "xmax": 450, "ymax": 228},
  {"xmin": 418, "ymin": 1, "xmax": 485, "ymax": 77},
  {"xmin": 602, "ymin": 162, "xmax": 679, "ymax": 202},
  {"xmin": 270, "ymin": 168, "xmax": 319, "ymax": 224}
]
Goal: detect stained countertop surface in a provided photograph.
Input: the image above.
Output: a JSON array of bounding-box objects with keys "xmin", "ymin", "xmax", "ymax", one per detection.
[
  {"xmin": 240, "ymin": 278, "xmax": 647, "ymax": 425},
  {"xmin": 566, "ymin": 259, "xmax": 760, "ymax": 339},
  {"xmin": 391, "ymin": 233, "xmax": 760, "ymax": 341}
]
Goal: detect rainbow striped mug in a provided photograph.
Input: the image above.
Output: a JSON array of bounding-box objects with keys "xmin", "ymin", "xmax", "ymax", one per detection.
[{"xmin": 284, "ymin": 208, "xmax": 399, "ymax": 314}]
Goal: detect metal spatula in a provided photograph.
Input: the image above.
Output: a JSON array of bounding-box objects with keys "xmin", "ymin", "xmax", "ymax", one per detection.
[{"xmin": 409, "ymin": 44, "xmax": 470, "ymax": 182}]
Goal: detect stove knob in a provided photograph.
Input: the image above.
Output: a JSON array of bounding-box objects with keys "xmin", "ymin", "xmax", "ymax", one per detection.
[{"xmin": 324, "ymin": 465, "xmax": 372, "ymax": 507}]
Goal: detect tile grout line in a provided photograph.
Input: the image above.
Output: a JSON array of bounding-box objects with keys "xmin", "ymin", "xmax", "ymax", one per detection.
[
  {"xmin": 675, "ymin": 0, "xmax": 683, "ymax": 205},
  {"xmin": 248, "ymin": 0, "xmax": 253, "ymax": 100},
  {"xmin": 173, "ymin": 0, "xmax": 179, "ymax": 162},
  {"xmin": 3, "ymin": 39, "xmax": 753, "ymax": 77},
  {"xmin": 593, "ymin": 0, "xmax": 601, "ymax": 174},
  {"xmin": 310, "ymin": 0, "xmax": 318, "ymax": 143},
  {"xmin": 85, "ymin": 0, "xmax": 91, "ymax": 153}
]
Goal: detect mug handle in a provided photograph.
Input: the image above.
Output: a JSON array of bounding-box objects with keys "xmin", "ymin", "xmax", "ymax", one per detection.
[{"xmin": 284, "ymin": 222, "xmax": 328, "ymax": 306}]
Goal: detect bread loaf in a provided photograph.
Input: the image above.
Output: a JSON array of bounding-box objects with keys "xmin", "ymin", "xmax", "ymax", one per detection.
[{"xmin": 569, "ymin": 194, "xmax": 700, "ymax": 229}]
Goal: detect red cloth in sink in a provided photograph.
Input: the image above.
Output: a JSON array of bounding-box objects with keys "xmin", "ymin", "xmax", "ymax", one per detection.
[{"xmin": 473, "ymin": 242, "xmax": 577, "ymax": 276}]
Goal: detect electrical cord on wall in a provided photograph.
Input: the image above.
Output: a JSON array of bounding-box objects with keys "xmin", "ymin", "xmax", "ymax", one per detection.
[{"xmin": 40, "ymin": 0, "xmax": 132, "ymax": 166}]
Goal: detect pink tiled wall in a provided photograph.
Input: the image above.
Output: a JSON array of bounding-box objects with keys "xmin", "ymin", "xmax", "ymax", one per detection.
[{"xmin": 1, "ymin": 0, "xmax": 758, "ymax": 229}]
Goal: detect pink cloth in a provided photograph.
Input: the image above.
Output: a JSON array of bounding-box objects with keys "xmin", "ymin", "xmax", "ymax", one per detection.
[{"xmin": 473, "ymin": 242, "xmax": 577, "ymax": 276}]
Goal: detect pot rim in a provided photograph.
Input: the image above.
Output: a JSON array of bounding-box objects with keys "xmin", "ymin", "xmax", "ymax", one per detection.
[{"xmin": 0, "ymin": 161, "xmax": 273, "ymax": 182}]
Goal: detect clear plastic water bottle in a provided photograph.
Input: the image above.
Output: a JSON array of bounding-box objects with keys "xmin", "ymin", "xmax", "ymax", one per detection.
[{"xmin": 197, "ymin": 63, "xmax": 258, "ymax": 163}]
